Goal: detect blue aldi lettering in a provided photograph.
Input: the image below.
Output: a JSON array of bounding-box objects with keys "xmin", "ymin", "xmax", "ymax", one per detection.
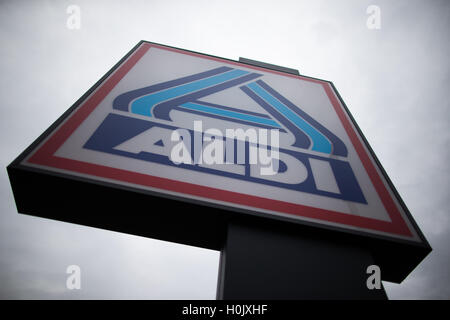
[{"xmin": 84, "ymin": 113, "xmax": 366, "ymax": 204}]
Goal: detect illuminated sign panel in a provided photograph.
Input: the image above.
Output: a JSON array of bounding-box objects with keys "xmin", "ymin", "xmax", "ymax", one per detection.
[{"xmin": 17, "ymin": 41, "xmax": 423, "ymax": 243}]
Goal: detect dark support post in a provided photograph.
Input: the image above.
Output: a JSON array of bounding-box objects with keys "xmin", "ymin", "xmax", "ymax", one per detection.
[{"xmin": 217, "ymin": 220, "xmax": 387, "ymax": 299}]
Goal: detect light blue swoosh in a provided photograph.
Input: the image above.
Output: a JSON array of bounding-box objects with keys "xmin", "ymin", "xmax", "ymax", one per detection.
[
  {"xmin": 179, "ymin": 102, "xmax": 281, "ymax": 128},
  {"xmin": 246, "ymin": 82, "xmax": 332, "ymax": 154},
  {"xmin": 131, "ymin": 69, "xmax": 250, "ymax": 117}
]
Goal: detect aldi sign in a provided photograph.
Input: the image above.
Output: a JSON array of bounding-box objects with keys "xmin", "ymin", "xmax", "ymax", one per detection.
[{"xmin": 8, "ymin": 41, "xmax": 430, "ymax": 281}]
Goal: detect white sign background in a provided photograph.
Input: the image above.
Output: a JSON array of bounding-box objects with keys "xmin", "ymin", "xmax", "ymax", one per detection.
[{"xmin": 23, "ymin": 42, "xmax": 421, "ymax": 242}]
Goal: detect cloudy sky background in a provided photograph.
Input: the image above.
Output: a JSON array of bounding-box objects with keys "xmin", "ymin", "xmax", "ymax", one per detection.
[{"xmin": 0, "ymin": 0, "xmax": 449, "ymax": 299}]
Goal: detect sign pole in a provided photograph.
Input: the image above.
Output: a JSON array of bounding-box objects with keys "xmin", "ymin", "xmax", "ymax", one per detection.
[{"xmin": 216, "ymin": 219, "xmax": 387, "ymax": 299}]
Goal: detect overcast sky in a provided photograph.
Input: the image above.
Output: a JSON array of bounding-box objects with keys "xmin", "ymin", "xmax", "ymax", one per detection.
[{"xmin": 0, "ymin": 0, "xmax": 449, "ymax": 299}]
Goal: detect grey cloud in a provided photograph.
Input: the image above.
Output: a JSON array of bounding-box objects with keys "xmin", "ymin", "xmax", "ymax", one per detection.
[{"xmin": 0, "ymin": 0, "xmax": 449, "ymax": 299}]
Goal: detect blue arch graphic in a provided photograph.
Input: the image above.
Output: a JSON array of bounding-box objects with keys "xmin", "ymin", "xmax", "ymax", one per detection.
[
  {"xmin": 245, "ymin": 82, "xmax": 332, "ymax": 154},
  {"xmin": 111, "ymin": 66, "xmax": 347, "ymax": 157},
  {"xmin": 253, "ymin": 80, "xmax": 348, "ymax": 157},
  {"xmin": 131, "ymin": 69, "xmax": 251, "ymax": 117}
]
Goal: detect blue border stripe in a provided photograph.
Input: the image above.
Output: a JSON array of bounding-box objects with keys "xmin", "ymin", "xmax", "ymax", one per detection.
[
  {"xmin": 171, "ymin": 106, "xmax": 286, "ymax": 131},
  {"xmin": 256, "ymin": 80, "xmax": 347, "ymax": 157},
  {"xmin": 113, "ymin": 66, "xmax": 232, "ymax": 112},
  {"xmin": 180, "ymin": 102, "xmax": 281, "ymax": 128},
  {"xmin": 246, "ymin": 82, "xmax": 332, "ymax": 154},
  {"xmin": 195, "ymin": 100, "xmax": 273, "ymax": 119},
  {"xmin": 131, "ymin": 69, "xmax": 249, "ymax": 116}
]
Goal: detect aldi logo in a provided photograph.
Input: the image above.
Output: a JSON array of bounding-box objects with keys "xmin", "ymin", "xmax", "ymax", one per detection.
[
  {"xmin": 22, "ymin": 41, "xmax": 421, "ymax": 242},
  {"xmin": 85, "ymin": 65, "xmax": 365, "ymax": 204}
]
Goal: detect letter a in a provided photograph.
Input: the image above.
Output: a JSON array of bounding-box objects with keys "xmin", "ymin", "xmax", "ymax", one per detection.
[
  {"xmin": 66, "ymin": 265, "xmax": 81, "ymax": 290},
  {"xmin": 366, "ymin": 265, "xmax": 381, "ymax": 289}
]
